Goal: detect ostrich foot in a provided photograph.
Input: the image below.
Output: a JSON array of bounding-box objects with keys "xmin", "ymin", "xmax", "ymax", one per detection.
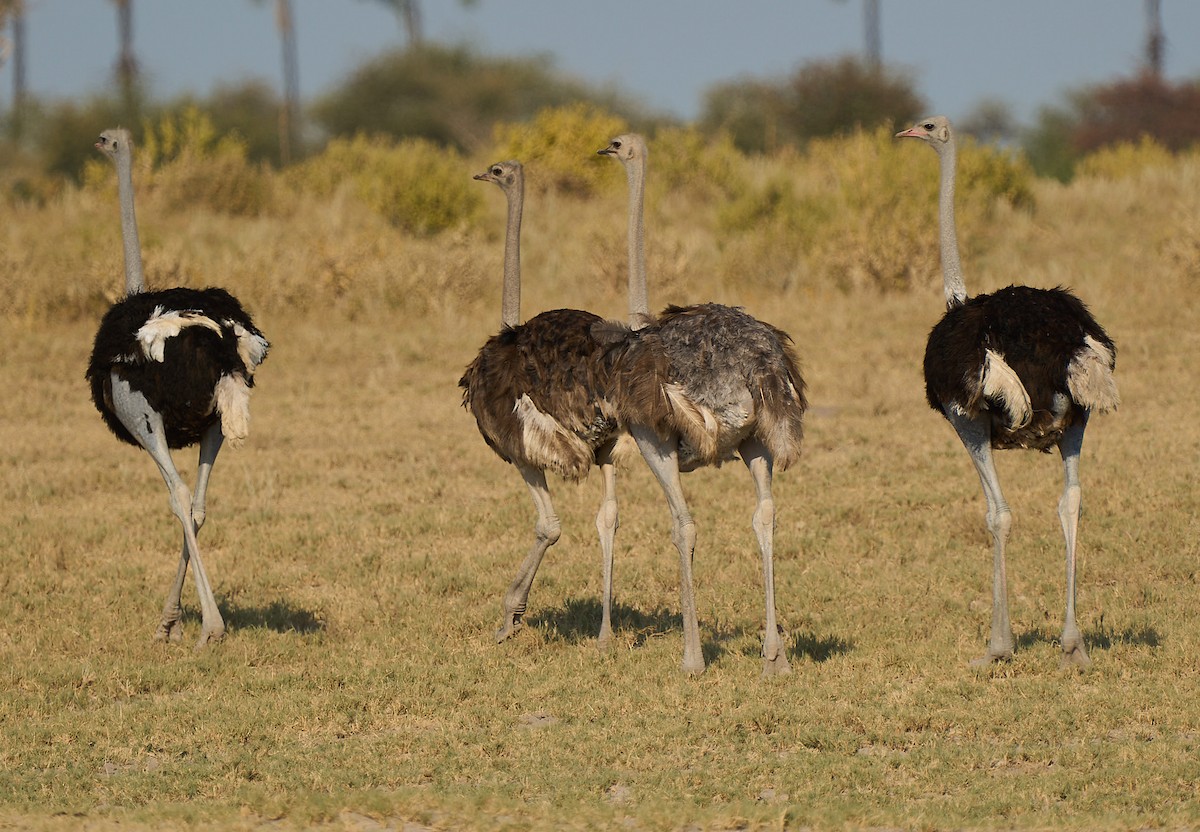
[
  {"xmin": 596, "ymin": 624, "xmax": 614, "ymax": 651},
  {"xmin": 969, "ymin": 646, "xmax": 1014, "ymax": 669},
  {"xmin": 495, "ymin": 613, "xmax": 524, "ymax": 644},
  {"xmin": 761, "ymin": 643, "xmax": 792, "ymax": 677},
  {"xmin": 1060, "ymin": 630, "xmax": 1091, "ymax": 670},
  {"xmin": 680, "ymin": 653, "xmax": 706, "ymax": 676},
  {"xmin": 194, "ymin": 623, "xmax": 225, "ymax": 650},
  {"xmin": 154, "ymin": 614, "xmax": 184, "ymax": 644}
]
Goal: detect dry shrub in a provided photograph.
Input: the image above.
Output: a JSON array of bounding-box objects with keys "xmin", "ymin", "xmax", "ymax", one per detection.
[
  {"xmin": 717, "ymin": 126, "xmax": 1035, "ymax": 293},
  {"xmin": 288, "ymin": 134, "xmax": 480, "ymax": 236},
  {"xmin": 1075, "ymin": 135, "xmax": 1175, "ymax": 181},
  {"xmin": 649, "ymin": 126, "xmax": 748, "ymax": 199},
  {"xmin": 490, "ymin": 103, "xmax": 628, "ymax": 195}
]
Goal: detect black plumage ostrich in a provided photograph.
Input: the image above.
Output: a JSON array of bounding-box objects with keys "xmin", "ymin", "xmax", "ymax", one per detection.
[
  {"xmin": 897, "ymin": 116, "xmax": 1118, "ymax": 668},
  {"xmin": 599, "ymin": 134, "xmax": 807, "ymax": 676},
  {"xmin": 86, "ymin": 128, "xmax": 269, "ymax": 647},
  {"xmin": 459, "ymin": 160, "xmax": 625, "ymax": 646}
]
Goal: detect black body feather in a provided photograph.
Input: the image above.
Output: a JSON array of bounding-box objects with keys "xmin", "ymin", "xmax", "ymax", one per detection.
[
  {"xmin": 924, "ymin": 285, "xmax": 1116, "ymax": 451},
  {"xmin": 87, "ymin": 287, "xmax": 267, "ymax": 449}
]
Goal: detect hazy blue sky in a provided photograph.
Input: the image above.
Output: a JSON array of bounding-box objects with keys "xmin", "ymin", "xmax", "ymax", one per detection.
[{"xmin": 11, "ymin": 1, "xmax": 1200, "ymax": 127}]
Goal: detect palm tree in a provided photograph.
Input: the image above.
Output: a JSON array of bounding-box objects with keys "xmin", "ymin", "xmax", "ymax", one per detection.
[
  {"xmin": 251, "ymin": 0, "xmax": 300, "ymax": 164},
  {"xmin": 0, "ymin": 0, "xmax": 26, "ymax": 138},
  {"xmin": 370, "ymin": 0, "xmax": 423, "ymax": 48},
  {"xmin": 1145, "ymin": 0, "xmax": 1165, "ymax": 78},
  {"xmin": 110, "ymin": 0, "xmax": 140, "ymax": 115}
]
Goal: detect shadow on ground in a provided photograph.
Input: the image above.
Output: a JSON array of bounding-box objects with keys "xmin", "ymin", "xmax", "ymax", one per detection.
[
  {"xmin": 527, "ymin": 597, "xmax": 853, "ymax": 665},
  {"xmin": 206, "ymin": 598, "xmax": 327, "ymax": 634}
]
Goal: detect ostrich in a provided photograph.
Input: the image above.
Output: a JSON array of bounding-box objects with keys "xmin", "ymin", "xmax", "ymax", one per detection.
[
  {"xmin": 459, "ymin": 160, "xmax": 625, "ymax": 646},
  {"xmin": 86, "ymin": 128, "xmax": 269, "ymax": 648},
  {"xmin": 896, "ymin": 116, "xmax": 1118, "ymax": 668},
  {"xmin": 598, "ymin": 134, "xmax": 808, "ymax": 676}
]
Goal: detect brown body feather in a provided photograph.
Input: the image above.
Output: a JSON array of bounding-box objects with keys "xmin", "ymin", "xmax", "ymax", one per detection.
[{"xmin": 460, "ymin": 308, "xmax": 620, "ymax": 481}]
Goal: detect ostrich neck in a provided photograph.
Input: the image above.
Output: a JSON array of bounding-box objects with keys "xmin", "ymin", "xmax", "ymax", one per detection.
[
  {"xmin": 500, "ymin": 177, "xmax": 523, "ymax": 328},
  {"xmin": 626, "ymin": 157, "xmax": 649, "ymax": 325},
  {"xmin": 938, "ymin": 140, "xmax": 967, "ymax": 306},
  {"xmin": 116, "ymin": 146, "xmax": 146, "ymax": 295}
]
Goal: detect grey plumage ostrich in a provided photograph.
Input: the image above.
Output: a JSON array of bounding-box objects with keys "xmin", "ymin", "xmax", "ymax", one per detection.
[
  {"xmin": 598, "ymin": 134, "xmax": 808, "ymax": 676},
  {"xmin": 87, "ymin": 128, "xmax": 269, "ymax": 647},
  {"xmin": 896, "ymin": 116, "xmax": 1118, "ymax": 668},
  {"xmin": 459, "ymin": 160, "xmax": 625, "ymax": 646}
]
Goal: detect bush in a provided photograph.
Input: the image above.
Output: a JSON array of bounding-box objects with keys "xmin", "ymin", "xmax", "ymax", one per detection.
[
  {"xmin": 289, "ymin": 134, "xmax": 480, "ymax": 235},
  {"xmin": 648, "ymin": 125, "xmax": 748, "ymax": 199},
  {"xmin": 81, "ymin": 108, "xmax": 275, "ymax": 217},
  {"xmin": 716, "ymin": 126, "xmax": 1035, "ymax": 293},
  {"xmin": 311, "ymin": 44, "xmax": 640, "ymax": 154},
  {"xmin": 1074, "ymin": 135, "xmax": 1175, "ymax": 180},
  {"xmin": 701, "ymin": 56, "xmax": 926, "ymax": 154},
  {"xmin": 490, "ymin": 103, "xmax": 628, "ymax": 196}
]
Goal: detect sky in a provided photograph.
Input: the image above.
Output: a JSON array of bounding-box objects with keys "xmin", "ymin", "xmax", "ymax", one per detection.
[{"xmin": 9, "ymin": 1, "xmax": 1200, "ymax": 129}]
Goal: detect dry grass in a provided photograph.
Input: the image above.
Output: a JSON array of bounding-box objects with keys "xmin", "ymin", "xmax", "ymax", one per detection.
[{"xmin": 0, "ymin": 141, "xmax": 1199, "ymax": 831}]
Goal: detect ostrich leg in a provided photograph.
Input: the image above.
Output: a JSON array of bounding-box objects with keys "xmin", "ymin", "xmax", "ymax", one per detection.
[
  {"xmin": 630, "ymin": 424, "xmax": 703, "ymax": 675},
  {"xmin": 110, "ymin": 375, "xmax": 226, "ymax": 648},
  {"xmin": 496, "ymin": 465, "xmax": 562, "ymax": 643},
  {"xmin": 155, "ymin": 422, "xmax": 224, "ymax": 643},
  {"xmin": 1057, "ymin": 417, "xmax": 1091, "ymax": 669},
  {"xmin": 740, "ymin": 437, "xmax": 791, "ymax": 676},
  {"xmin": 594, "ymin": 441, "xmax": 619, "ymax": 649},
  {"xmin": 947, "ymin": 409, "xmax": 1015, "ymax": 666}
]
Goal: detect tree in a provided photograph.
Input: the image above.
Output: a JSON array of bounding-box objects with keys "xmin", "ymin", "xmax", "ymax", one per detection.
[
  {"xmin": 311, "ymin": 44, "xmax": 638, "ymax": 152},
  {"xmin": 701, "ymin": 56, "xmax": 924, "ymax": 153},
  {"xmin": 1144, "ymin": 0, "xmax": 1165, "ymax": 78},
  {"xmin": 251, "ymin": 0, "xmax": 300, "ymax": 164},
  {"xmin": 1, "ymin": 0, "xmax": 27, "ymax": 138},
  {"xmin": 110, "ymin": 0, "xmax": 139, "ymax": 114}
]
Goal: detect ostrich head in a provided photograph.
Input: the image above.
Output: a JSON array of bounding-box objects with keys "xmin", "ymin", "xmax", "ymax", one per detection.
[
  {"xmin": 95, "ymin": 128, "xmax": 133, "ymax": 163},
  {"xmin": 895, "ymin": 116, "xmax": 953, "ymax": 153},
  {"xmin": 597, "ymin": 133, "xmax": 647, "ymax": 165},
  {"xmin": 474, "ymin": 159, "xmax": 522, "ymax": 191}
]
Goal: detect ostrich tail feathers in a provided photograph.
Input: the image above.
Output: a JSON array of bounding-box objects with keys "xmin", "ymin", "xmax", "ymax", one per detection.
[
  {"xmin": 136, "ymin": 307, "xmax": 222, "ymax": 362},
  {"xmin": 214, "ymin": 373, "xmax": 253, "ymax": 448},
  {"xmin": 752, "ymin": 373, "xmax": 807, "ymax": 472},
  {"xmin": 1068, "ymin": 335, "xmax": 1120, "ymax": 413},
  {"xmin": 981, "ymin": 349, "xmax": 1032, "ymax": 430},
  {"xmin": 663, "ymin": 384, "xmax": 719, "ymax": 462},
  {"xmin": 514, "ymin": 394, "xmax": 593, "ymax": 481}
]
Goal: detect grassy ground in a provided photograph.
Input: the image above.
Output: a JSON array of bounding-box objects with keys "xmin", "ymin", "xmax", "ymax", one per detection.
[{"xmin": 1, "ymin": 150, "xmax": 1199, "ymax": 831}]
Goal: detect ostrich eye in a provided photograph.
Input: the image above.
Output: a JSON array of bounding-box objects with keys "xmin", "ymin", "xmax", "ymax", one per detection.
[
  {"xmin": 922, "ymin": 123, "xmax": 935, "ymax": 131},
  {"xmin": 611, "ymin": 141, "xmax": 621, "ymax": 149},
  {"xmin": 491, "ymin": 167, "xmax": 502, "ymax": 176}
]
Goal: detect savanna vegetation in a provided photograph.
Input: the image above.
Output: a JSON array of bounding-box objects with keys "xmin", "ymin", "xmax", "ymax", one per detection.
[{"xmin": 1, "ymin": 102, "xmax": 1199, "ymax": 831}]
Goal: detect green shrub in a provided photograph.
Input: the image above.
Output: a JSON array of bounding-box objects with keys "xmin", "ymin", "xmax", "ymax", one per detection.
[
  {"xmin": 490, "ymin": 104, "xmax": 628, "ymax": 196},
  {"xmin": 289, "ymin": 134, "xmax": 480, "ymax": 235}
]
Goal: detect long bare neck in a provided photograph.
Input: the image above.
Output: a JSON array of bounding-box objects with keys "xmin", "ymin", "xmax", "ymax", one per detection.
[
  {"xmin": 625, "ymin": 154, "xmax": 649, "ymax": 325},
  {"xmin": 500, "ymin": 176, "xmax": 523, "ymax": 328},
  {"xmin": 937, "ymin": 138, "xmax": 967, "ymax": 307},
  {"xmin": 115, "ymin": 143, "xmax": 145, "ymax": 295}
]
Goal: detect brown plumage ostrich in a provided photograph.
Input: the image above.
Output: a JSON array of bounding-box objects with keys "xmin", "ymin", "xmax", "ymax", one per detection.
[
  {"xmin": 598, "ymin": 134, "xmax": 808, "ymax": 676},
  {"xmin": 459, "ymin": 160, "xmax": 625, "ymax": 646},
  {"xmin": 87, "ymin": 128, "xmax": 269, "ymax": 647},
  {"xmin": 897, "ymin": 116, "xmax": 1118, "ymax": 668}
]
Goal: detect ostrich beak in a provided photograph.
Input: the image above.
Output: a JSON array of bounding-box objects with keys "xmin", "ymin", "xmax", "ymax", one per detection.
[
  {"xmin": 895, "ymin": 127, "xmax": 921, "ymax": 139},
  {"xmin": 597, "ymin": 146, "xmax": 614, "ymax": 156},
  {"xmin": 473, "ymin": 173, "xmax": 488, "ymax": 181}
]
